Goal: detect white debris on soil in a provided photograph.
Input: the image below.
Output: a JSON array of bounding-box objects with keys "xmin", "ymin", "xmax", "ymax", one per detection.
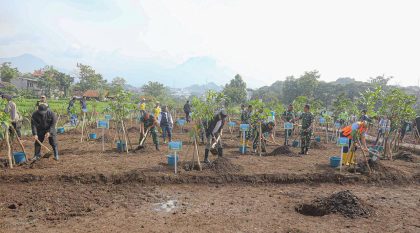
[{"xmin": 154, "ymin": 199, "xmax": 178, "ymax": 213}]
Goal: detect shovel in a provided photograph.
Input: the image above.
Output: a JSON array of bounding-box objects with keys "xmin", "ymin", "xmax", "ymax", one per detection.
[
  {"xmin": 136, "ymin": 128, "xmax": 150, "ymax": 150},
  {"xmin": 35, "ymin": 137, "xmax": 53, "ymax": 158}
]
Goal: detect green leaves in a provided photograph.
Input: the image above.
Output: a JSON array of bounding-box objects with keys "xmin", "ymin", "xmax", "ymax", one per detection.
[
  {"xmin": 379, "ymin": 88, "xmax": 416, "ymax": 129},
  {"xmin": 223, "ymin": 74, "xmax": 247, "ymax": 104},
  {"xmin": 109, "ymin": 90, "xmax": 135, "ymax": 121},
  {"xmin": 191, "ymin": 90, "xmax": 225, "ymax": 121}
]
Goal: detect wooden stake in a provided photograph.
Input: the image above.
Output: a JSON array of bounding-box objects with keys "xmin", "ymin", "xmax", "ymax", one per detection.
[
  {"xmin": 121, "ymin": 120, "xmax": 129, "ymax": 154},
  {"xmin": 80, "ymin": 112, "xmax": 86, "ymax": 142},
  {"xmin": 258, "ymin": 122, "xmax": 262, "ymax": 157},
  {"xmin": 193, "ymin": 134, "xmax": 202, "ymax": 171},
  {"xmin": 122, "ymin": 120, "xmax": 133, "ymax": 151},
  {"xmin": 5, "ymin": 129, "xmax": 13, "ymax": 168},
  {"xmin": 10, "ymin": 126, "xmax": 27, "ymax": 161}
]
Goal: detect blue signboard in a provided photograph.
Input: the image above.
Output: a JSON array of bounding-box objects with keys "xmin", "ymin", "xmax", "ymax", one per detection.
[
  {"xmin": 284, "ymin": 122, "xmax": 293, "ymax": 130},
  {"xmin": 240, "ymin": 124, "xmax": 250, "ymax": 131},
  {"xmin": 338, "ymin": 137, "xmax": 349, "ymax": 146},
  {"xmin": 168, "ymin": 141, "xmax": 182, "ymax": 151}
]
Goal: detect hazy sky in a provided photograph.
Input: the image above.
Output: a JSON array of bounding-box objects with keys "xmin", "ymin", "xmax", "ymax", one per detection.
[{"xmin": 1, "ymin": 0, "xmax": 420, "ymax": 87}]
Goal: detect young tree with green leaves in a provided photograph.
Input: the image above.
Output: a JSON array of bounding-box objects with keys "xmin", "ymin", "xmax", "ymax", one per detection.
[
  {"xmin": 223, "ymin": 74, "xmax": 247, "ymax": 104},
  {"xmin": 0, "ymin": 62, "xmax": 19, "ymax": 83}
]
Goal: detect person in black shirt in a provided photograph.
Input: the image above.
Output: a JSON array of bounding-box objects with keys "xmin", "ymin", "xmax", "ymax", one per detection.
[
  {"xmin": 31, "ymin": 104, "xmax": 59, "ymax": 160},
  {"xmin": 183, "ymin": 100, "xmax": 191, "ymax": 123},
  {"xmin": 204, "ymin": 110, "xmax": 228, "ymax": 163}
]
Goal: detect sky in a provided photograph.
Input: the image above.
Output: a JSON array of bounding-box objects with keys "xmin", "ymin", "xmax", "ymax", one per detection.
[{"xmin": 1, "ymin": 0, "xmax": 420, "ymax": 88}]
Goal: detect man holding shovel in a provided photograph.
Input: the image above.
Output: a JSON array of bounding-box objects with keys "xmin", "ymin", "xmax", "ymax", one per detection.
[
  {"xmin": 137, "ymin": 112, "xmax": 159, "ymax": 151},
  {"xmin": 204, "ymin": 110, "xmax": 228, "ymax": 163},
  {"xmin": 31, "ymin": 104, "xmax": 59, "ymax": 160}
]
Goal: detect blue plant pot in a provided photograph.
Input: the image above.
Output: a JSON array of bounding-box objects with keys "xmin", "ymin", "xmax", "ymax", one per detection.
[{"xmin": 13, "ymin": 152, "xmax": 26, "ymax": 164}]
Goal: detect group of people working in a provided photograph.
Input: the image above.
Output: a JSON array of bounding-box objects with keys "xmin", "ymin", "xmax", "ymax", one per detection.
[{"xmin": 2, "ymin": 94, "xmax": 59, "ymax": 161}]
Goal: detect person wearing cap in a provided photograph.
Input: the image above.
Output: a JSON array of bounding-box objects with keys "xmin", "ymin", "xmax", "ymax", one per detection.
[
  {"xmin": 183, "ymin": 100, "xmax": 191, "ymax": 123},
  {"xmin": 295, "ymin": 104, "xmax": 314, "ymax": 155},
  {"xmin": 138, "ymin": 112, "xmax": 160, "ymax": 151},
  {"xmin": 252, "ymin": 121, "xmax": 275, "ymax": 153},
  {"xmin": 282, "ymin": 104, "xmax": 295, "ymax": 146},
  {"xmin": 154, "ymin": 102, "xmax": 161, "ymax": 118},
  {"xmin": 204, "ymin": 110, "xmax": 228, "ymax": 163},
  {"xmin": 35, "ymin": 95, "xmax": 49, "ymax": 109},
  {"xmin": 138, "ymin": 98, "xmax": 146, "ymax": 117},
  {"xmin": 31, "ymin": 104, "xmax": 59, "ymax": 160},
  {"xmin": 3, "ymin": 95, "xmax": 22, "ymax": 138}
]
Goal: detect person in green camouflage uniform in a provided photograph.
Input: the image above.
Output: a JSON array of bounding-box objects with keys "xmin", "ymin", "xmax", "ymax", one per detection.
[
  {"xmin": 297, "ymin": 104, "xmax": 314, "ymax": 155},
  {"xmin": 139, "ymin": 112, "xmax": 159, "ymax": 151},
  {"xmin": 252, "ymin": 121, "xmax": 275, "ymax": 153},
  {"xmin": 282, "ymin": 104, "xmax": 295, "ymax": 146}
]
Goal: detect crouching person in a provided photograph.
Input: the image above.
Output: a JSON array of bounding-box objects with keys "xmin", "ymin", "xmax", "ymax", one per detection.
[
  {"xmin": 253, "ymin": 121, "xmax": 275, "ymax": 153},
  {"xmin": 31, "ymin": 104, "xmax": 59, "ymax": 160},
  {"xmin": 204, "ymin": 110, "xmax": 228, "ymax": 163},
  {"xmin": 139, "ymin": 112, "xmax": 159, "ymax": 151}
]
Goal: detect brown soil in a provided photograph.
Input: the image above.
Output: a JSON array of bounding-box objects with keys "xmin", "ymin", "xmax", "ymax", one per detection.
[
  {"xmin": 296, "ymin": 190, "xmax": 372, "ymax": 218},
  {"xmin": 311, "ymin": 141, "xmax": 327, "ymax": 149},
  {"xmin": 394, "ymin": 151, "xmax": 419, "ymax": 163},
  {"xmin": 0, "ymin": 123, "xmax": 419, "ymax": 232},
  {"xmin": 268, "ymin": 145, "xmax": 295, "ymax": 156}
]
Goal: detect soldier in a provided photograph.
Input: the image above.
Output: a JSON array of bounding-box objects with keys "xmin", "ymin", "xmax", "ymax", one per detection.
[
  {"xmin": 281, "ymin": 104, "xmax": 295, "ymax": 146},
  {"xmin": 252, "ymin": 121, "xmax": 275, "ymax": 153},
  {"xmin": 296, "ymin": 104, "xmax": 314, "ymax": 155},
  {"xmin": 138, "ymin": 112, "xmax": 159, "ymax": 151}
]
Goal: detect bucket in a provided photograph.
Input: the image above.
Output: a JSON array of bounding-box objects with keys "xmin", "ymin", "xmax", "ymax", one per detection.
[
  {"xmin": 117, "ymin": 140, "xmax": 126, "ymax": 152},
  {"xmin": 13, "ymin": 152, "xmax": 26, "ymax": 164},
  {"xmin": 57, "ymin": 127, "xmax": 65, "ymax": 134},
  {"xmin": 315, "ymin": 136, "xmax": 321, "ymax": 143},
  {"xmin": 239, "ymin": 146, "xmax": 247, "ymax": 153},
  {"xmin": 89, "ymin": 133, "xmax": 97, "ymax": 139},
  {"xmin": 292, "ymin": 140, "xmax": 300, "ymax": 147},
  {"xmin": 330, "ymin": 156, "xmax": 341, "ymax": 168},
  {"xmin": 167, "ymin": 155, "xmax": 179, "ymax": 166}
]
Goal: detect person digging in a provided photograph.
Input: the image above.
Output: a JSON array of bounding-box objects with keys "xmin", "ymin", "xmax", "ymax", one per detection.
[
  {"xmin": 31, "ymin": 104, "xmax": 59, "ymax": 160},
  {"xmin": 252, "ymin": 121, "xmax": 275, "ymax": 153},
  {"xmin": 204, "ymin": 110, "xmax": 228, "ymax": 164},
  {"xmin": 295, "ymin": 104, "xmax": 314, "ymax": 155},
  {"xmin": 341, "ymin": 120, "xmax": 370, "ymax": 165},
  {"xmin": 137, "ymin": 112, "xmax": 160, "ymax": 151}
]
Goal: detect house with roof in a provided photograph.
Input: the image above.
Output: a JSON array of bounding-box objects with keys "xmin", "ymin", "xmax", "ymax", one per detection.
[
  {"xmin": 82, "ymin": 90, "xmax": 110, "ymax": 100},
  {"xmin": 10, "ymin": 76, "xmax": 42, "ymax": 96}
]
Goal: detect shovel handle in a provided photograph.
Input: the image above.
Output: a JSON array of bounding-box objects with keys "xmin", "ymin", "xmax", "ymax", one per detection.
[{"xmin": 35, "ymin": 138, "xmax": 52, "ymax": 152}]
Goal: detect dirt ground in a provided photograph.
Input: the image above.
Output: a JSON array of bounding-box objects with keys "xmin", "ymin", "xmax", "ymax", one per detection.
[{"xmin": 1, "ymin": 123, "xmax": 419, "ymax": 233}]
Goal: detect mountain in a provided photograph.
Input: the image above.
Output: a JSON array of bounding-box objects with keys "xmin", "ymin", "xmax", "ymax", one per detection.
[
  {"xmin": 0, "ymin": 53, "xmax": 235, "ymax": 88},
  {"xmin": 0, "ymin": 53, "xmax": 47, "ymax": 73},
  {"xmin": 183, "ymin": 82, "xmax": 223, "ymax": 95}
]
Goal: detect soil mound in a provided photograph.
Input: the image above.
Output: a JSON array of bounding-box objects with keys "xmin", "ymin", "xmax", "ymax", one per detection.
[
  {"xmin": 127, "ymin": 127, "xmax": 139, "ymax": 133},
  {"xmin": 296, "ymin": 190, "xmax": 372, "ymax": 218},
  {"xmin": 97, "ymin": 134, "xmax": 112, "ymax": 143},
  {"xmin": 268, "ymin": 146, "xmax": 295, "ymax": 156},
  {"xmin": 311, "ymin": 141, "xmax": 327, "ymax": 150},
  {"xmin": 394, "ymin": 151, "xmax": 419, "ymax": 163}
]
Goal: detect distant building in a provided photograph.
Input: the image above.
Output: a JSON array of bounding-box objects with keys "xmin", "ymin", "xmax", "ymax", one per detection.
[
  {"xmin": 82, "ymin": 90, "xmax": 110, "ymax": 100},
  {"xmin": 170, "ymin": 88, "xmax": 191, "ymax": 99},
  {"xmin": 10, "ymin": 76, "xmax": 42, "ymax": 95}
]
